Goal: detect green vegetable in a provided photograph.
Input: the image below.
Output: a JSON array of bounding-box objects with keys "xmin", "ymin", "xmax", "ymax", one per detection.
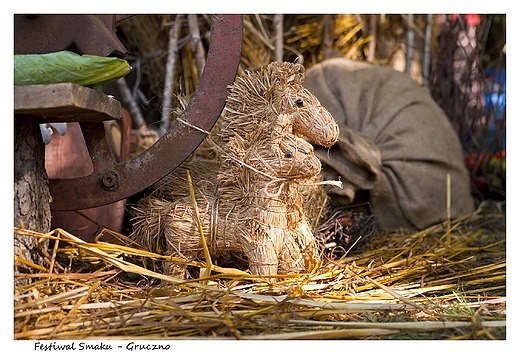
[{"xmin": 14, "ymin": 50, "xmax": 131, "ymax": 90}]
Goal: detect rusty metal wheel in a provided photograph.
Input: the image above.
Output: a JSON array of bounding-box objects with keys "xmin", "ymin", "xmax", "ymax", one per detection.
[{"xmin": 49, "ymin": 15, "xmax": 243, "ymax": 210}]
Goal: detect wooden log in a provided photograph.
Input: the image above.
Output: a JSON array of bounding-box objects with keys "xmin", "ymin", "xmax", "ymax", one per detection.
[{"xmin": 14, "ymin": 117, "xmax": 51, "ymax": 285}]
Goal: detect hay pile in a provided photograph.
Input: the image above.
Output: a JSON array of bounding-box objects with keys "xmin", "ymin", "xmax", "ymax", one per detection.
[{"xmin": 13, "ymin": 203, "xmax": 505, "ymax": 339}]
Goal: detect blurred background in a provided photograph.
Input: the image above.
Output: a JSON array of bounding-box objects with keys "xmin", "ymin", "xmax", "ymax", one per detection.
[{"xmin": 109, "ymin": 14, "xmax": 506, "ymax": 204}]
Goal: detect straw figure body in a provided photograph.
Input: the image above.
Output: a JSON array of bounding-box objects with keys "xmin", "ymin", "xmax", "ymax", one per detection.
[
  {"xmin": 147, "ymin": 131, "xmax": 322, "ymax": 277},
  {"xmin": 130, "ymin": 61, "xmax": 340, "ymax": 278}
]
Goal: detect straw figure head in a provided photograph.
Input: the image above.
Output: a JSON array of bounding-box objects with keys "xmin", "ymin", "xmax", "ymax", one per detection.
[
  {"xmin": 220, "ymin": 61, "xmax": 340, "ymax": 148},
  {"xmin": 221, "ymin": 131, "xmax": 322, "ymax": 182}
]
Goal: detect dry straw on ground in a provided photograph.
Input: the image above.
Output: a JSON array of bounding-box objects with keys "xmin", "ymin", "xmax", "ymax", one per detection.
[{"xmin": 14, "ymin": 202, "xmax": 505, "ymax": 340}]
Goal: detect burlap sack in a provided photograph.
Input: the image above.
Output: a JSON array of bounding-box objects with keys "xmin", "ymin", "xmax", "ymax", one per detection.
[{"xmin": 304, "ymin": 58, "xmax": 475, "ymax": 230}]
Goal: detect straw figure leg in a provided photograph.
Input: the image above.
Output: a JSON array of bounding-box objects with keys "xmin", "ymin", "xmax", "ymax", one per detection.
[
  {"xmin": 258, "ymin": 189, "xmax": 308, "ymax": 275},
  {"xmin": 241, "ymin": 218, "xmax": 283, "ymax": 276},
  {"xmin": 240, "ymin": 188, "xmax": 305, "ymax": 276},
  {"xmin": 162, "ymin": 200, "xmax": 212, "ymax": 277},
  {"xmin": 276, "ymin": 177, "xmax": 326, "ymax": 274}
]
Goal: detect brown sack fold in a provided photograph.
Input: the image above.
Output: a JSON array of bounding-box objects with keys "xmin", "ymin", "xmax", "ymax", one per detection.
[{"xmin": 304, "ymin": 58, "xmax": 474, "ymax": 230}]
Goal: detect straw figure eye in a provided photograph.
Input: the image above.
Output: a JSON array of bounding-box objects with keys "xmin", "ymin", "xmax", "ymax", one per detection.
[
  {"xmin": 295, "ymin": 98, "xmax": 304, "ymax": 107},
  {"xmin": 285, "ymin": 151, "xmax": 293, "ymax": 158}
]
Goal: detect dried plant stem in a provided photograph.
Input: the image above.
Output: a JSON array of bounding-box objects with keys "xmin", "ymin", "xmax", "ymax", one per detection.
[
  {"xmin": 14, "ymin": 256, "xmax": 47, "ymax": 272},
  {"xmin": 446, "ymin": 173, "xmax": 452, "ymax": 245},
  {"xmin": 48, "ymin": 282, "xmax": 101, "ymax": 338},
  {"xmin": 188, "ymin": 14, "xmax": 206, "ymax": 78},
  {"xmin": 48, "ymin": 231, "xmax": 60, "ymax": 274},
  {"xmin": 160, "ymin": 14, "xmax": 184, "ymax": 134},
  {"xmin": 186, "ymin": 169, "xmax": 213, "ymax": 282},
  {"xmin": 273, "ymin": 14, "xmax": 284, "ymax": 62},
  {"xmin": 365, "ymin": 276, "xmax": 431, "ymax": 314}
]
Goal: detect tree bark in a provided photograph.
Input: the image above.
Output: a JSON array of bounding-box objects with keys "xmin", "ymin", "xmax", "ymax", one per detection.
[{"xmin": 14, "ymin": 116, "xmax": 51, "ymax": 282}]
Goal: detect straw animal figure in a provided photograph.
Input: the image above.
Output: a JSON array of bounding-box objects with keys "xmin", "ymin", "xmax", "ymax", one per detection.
[
  {"xmin": 218, "ymin": 61, "xmax": 339, "ymax": 225},
  {"xmin": 145, "ymin": 130, "xmax": 321, "ymax": 277},
  {"xmin": 219, "ymin": 61, "xmax": 339, "ymax": 149},
  {"xmin": 130, "ymin": 61, "xmax": 340, "ymax": 277}
]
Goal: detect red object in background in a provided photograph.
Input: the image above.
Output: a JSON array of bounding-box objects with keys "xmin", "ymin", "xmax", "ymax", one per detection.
[
  {"xmin": 451, "ymin": 14, "xmax": 481, "ymax": 27},
  {"xmin": 45, "ymin": 122, "xmax": 126, "ymax": 243},
  {"xmin": 465, "ymin": 151, "xmax": 505, "ymax": 174},
  {"xmin": 465, "ymin": 152, "xmax": 484, "ymax": 173},
  {"xmin": 465, "ymin": 151, "xmax": 505, "ymax": 198},
  {"xmin": 338, "ymin": 216, "xmax": 354, "ymax": 227}
]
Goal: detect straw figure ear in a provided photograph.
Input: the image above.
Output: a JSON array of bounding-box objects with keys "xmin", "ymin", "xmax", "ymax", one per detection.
[
  {"xmin": 267, "ymin": 61, "xmax": 306, "ymax": 92},
  {"xmin": 267, "ymin": 62, "xmax": 304, "ymax": 117}
]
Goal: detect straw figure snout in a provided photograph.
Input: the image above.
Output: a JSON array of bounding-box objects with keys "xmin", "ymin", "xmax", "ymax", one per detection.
[
  {"xmin": 276, "ymin": 135, "xmax": 321, "ymax": 177},
  {"xmin": 275, "ymin": 85, "xmax": 340, "ymax": 148}
]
